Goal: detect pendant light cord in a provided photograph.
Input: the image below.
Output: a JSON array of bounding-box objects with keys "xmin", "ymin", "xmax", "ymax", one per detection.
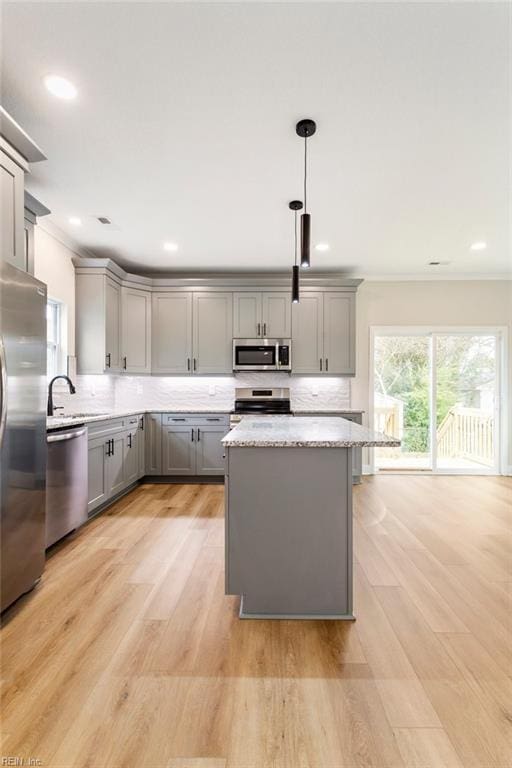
[
  {"xmin": 303, "ymin": 136, "xmax": 308, "ymax": 213},
  {"xmin": 294, "ymin": 210, "xmax": 298, "ymax": 266}
]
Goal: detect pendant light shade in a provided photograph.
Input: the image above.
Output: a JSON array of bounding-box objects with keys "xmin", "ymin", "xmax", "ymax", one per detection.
[
  {"xmin": 296, "ymin": 118, "xmax": 316, "ymax": 269},
  {"xmin": 292, "ymin": 265, "xmax": 300, "ymax": 303},
  {"xmin": 289, "ymin": 200, "xmax": 303, "ymax": 304},
  {"xmin": 300, "ymin": 213, "xmax": 311, "ymax": 268}
]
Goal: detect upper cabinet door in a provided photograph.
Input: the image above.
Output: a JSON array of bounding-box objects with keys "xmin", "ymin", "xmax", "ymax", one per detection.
[
  {"xmin": 1, "ymin": 151, "xmax": 25, "ymax": 272},
  {"xmin": 262, "ymin": 292, "xmax": 291, "ymax": 338},
  {"xmin": 193, "ymin": 292, "xmax": 233, "ymax": 374},
  {"xmin": 323, "ymin": 292, "xmax": 356, "ymax": 375},
  {"xmin": 152, "ymin": 292, "xmax": 193, "ymax": 374},
  {"xmin": 105, "ymin": 278, "xmax": 122, "ymax": 372},
  {"xmin": 291, "ymin": 292, "xmax": 324, "ymax": 374},
  {"xmin": 233, "ymin": 292, "xmax": 261, "ymax": 338},
  {"xmin": 121, "ymin": 287, "xmax": 151, "ymax": 373}
]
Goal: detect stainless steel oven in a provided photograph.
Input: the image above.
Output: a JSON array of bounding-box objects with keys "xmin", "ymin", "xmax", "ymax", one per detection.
[{"xmin": 232, "ymin": 338, "xmax": 291, "ymax": 371}]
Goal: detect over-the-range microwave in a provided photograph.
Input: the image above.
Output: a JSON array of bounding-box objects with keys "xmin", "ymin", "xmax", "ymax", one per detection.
[{"xmin": 232, "ymin": 338, "xmax": 291, "ymax": 371}]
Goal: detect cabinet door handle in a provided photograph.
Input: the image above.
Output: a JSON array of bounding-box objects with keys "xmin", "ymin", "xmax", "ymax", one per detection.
[
  {"xmin": 128, "ymin": 433, "xmax": 132, "ymax": 448},
  {"xmin": 263, "ymin": 323, "xmax": 267, "ymax": 336},
  {"xmin": 257, "ymin": 323, "xmax": 261, "ymax": 337},
  {"xmin": 187, "ymin": 357, "xmax": 191, "ymax": 371},
  {"xmin": 106, "ymin": 440, "xmax": 111, "ymax": 457},
  {"xmin": 140, "ymin": 416, "xmax": 144, "ymax": 431},
  {"xmin": 191, "ymin": 428, "xmax": 194, "ymax": 442},
  {"xmin": 111, "ymin": 438, "xmax": 115, "ymax": 456},
  {"xmin": 197, "ymin": 428, "xmax": 200, "ymax": 441},
  {"xmin": 325, "ymin": 358, "xmax": 329, "ymax": 372},
  {"xmin": 206, "ymin": 417, "xmax": 220, "ymax": 422},
  {"xmin": 123, "ymin": 356, "xmax": 127, "ymax": 370},
  {"xmin": 172, "ymin": 417, "xmax": 186, "ymax": 422},
  {"xmin": 320, "ymin": 358, "xmax": 323, "ymax": 371},
  {"xmin": 193, "ymin": 358, "xmax": 197, "ymax": 372},
  {"xmin": 106, "ymin": 353, "xmax": 111, "ymax": 368}
]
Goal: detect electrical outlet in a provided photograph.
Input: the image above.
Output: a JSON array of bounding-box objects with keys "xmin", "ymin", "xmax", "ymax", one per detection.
[
  {"xmin": 311, "ymin": 384, "xmax": 319, "ymax": 396},
  {"xmin": 209, "ymin": 384, "xmax": 216, "ymax": 396}
]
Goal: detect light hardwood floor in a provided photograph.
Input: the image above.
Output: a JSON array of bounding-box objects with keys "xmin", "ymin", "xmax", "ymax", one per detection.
[{"xmin": 1, "ymin": 476, "xmax": 511, "ymax": 767}]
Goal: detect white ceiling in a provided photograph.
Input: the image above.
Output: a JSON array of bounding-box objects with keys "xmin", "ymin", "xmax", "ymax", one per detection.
[{"xmin": 1, "ymin": 1, "xmax": 510, "ymax": 277}]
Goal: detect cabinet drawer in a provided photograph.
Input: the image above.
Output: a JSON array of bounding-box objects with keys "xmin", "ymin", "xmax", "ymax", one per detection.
[
  {"xmin": 162, "ymin": 413, "xmax": 229, "ymax": 426},
  {"xmin": 87, "ymin": 418, "xmax": 126, "ymax": 438}
]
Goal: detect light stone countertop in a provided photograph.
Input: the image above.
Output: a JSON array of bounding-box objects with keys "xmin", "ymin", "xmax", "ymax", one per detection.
[
  {"xmin": 46, "ymin": 407, "xmax": 232, "ymax": 430},
  {"xmin": 222, "ymin": 415, "xmax": 400, "ymax": 448}
]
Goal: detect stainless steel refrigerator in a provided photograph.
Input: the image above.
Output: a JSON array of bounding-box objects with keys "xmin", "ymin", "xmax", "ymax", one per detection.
[{"xmin": 1, "ymin": 259, "xmax": 47, "ymax": 612}]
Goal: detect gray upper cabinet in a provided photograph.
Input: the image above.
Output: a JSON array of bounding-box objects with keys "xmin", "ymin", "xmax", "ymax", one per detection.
[
  {"xmin": 193, "ymin": 292, "xmax": 233, "ymax": 374},
  {"xmin": 121, "ymin": 287, "xmax": 151, "ymax": 373},
  {"xmin": 233, "ymin": 292, "xmax": 260, "ymax": 337},
  {"xmin": 152, "ymin": 292, "xmax": 193, "ymax": 374},
  {"xmin": 233, "ymin": 291, "xmax": 291, "ymax": 338},
  {"xmin": 76, "ymin": 274, "xmax": 122, "ymax": 374},
  {"xmin": 1, "ymin": 151, "xmax": 24, "ymax": 271},
  {"xmin": 291, "ymin": 292, "xmax": 324, "ymax": 373},
  {"xmin": 261, "ymin": 292, "xmax": 291, "ymax": 338},
  {"xmin": 323, "ymin": 292, "xmax": 355, "ymax": 375},
  {"xmin": 292, "ymin": 291, "xmax": 356, "ymax": 376}
]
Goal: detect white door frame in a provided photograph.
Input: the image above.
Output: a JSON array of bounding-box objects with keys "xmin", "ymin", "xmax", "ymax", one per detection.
[{"xmin": 369, "ymin": 325, "xmax": 508, "ymax": 475}]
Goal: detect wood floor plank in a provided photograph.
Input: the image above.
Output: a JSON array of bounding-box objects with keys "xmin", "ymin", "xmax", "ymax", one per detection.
[{"xmin": 393, "ymin": 727, "xmax": 464, "ymax": 768}]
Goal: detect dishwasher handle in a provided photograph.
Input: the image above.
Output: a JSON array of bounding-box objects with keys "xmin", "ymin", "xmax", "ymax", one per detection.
[{"xmin": 47, "ymin": 428, "xmax": 87, "ymax": 443}]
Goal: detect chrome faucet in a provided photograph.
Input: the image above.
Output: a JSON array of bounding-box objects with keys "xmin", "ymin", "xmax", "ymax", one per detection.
[{"xmin": 47, "ymin": 375, "xmax": 76, "ymax": 416}]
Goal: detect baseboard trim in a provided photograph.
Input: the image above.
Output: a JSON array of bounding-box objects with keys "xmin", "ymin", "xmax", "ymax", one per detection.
[{"xmin": 142, "ymin": 475, "xmax": 224, "ymax": 484}]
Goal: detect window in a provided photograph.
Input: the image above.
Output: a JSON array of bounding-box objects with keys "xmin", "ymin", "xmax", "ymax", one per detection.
[{"xmin": 47, "ymin": 299, "xmax": 62, "ymax": 379}]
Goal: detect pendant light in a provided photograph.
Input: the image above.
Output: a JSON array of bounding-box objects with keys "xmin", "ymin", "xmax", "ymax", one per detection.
[
  {"xmin": 296, "ymin": 119, "xmax": 316, "ymax": 268},
  {"xmin": 289, "ymin": 200, "xmax": 303, "ymax": 303}
]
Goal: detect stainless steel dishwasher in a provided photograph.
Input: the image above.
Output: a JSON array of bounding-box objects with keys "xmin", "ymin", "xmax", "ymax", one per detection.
[{"xmin": 46, "ymin": 425, "xmax": 88, "ymax": 548}]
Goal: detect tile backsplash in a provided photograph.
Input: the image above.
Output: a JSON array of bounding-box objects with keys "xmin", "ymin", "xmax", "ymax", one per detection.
[{"xmin": 54, "ymin": 373, "xmax": 350, "ymax": 413}]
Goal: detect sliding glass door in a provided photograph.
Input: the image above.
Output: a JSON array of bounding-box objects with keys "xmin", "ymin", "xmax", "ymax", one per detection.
[{"xmin": 373, "ymin": 329, "xmax": 500, "ymax": 474}]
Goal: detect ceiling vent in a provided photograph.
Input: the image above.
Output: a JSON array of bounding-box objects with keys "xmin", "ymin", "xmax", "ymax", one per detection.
[{"xmin": 97, "ymin": 216, "xmax": 111, "ymax": 225}]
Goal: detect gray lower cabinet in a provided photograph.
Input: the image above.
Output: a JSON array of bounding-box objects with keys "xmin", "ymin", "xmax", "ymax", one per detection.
[
  {"xmin": 151, "ymin": 413, "xmax": 229, "ymax": 476},
  {"xmin": 162, "ymin": 425, "xmax": 196, "ymax": 475},
  {"xmin": 87, "ymin": 415, "xmax": 145, "ymax": 515},
  {"xmin": 195, "ymin": 425, "xmax": 227, "ymax": 475},
  {"xmin": 138, "ymin": 415, "xmax": 145, "ymax": 478},
  {"xmin": 145, "ymin": 413, "xmax": 162, "ymax": 474}
]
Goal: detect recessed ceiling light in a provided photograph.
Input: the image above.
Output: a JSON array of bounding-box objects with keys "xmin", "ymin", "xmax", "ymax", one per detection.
[
  {"xmin": 315, "ymin": 243, "xmax": 330, "ymax": 252},
  {"xmin": 470, "ymin": 241, "xmax": 487, "ymax": 251},
  {"xmin": 44, "ymin": 75, "xmax": 77, "ymax": 100},
  {"xmin": 163, "ymin": 242, "xmax": 178, "ymax": 252},
  {"xmin": 69, "ymin": 216, "xmax": 82, "ymax": 226}
]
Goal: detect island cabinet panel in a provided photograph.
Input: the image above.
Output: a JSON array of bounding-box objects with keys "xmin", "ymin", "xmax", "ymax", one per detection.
[
  {"xmin": 195, "ymin": 425, "xmax": 228, "ymax": 475},
  {"xmin": 192, "ymin": 292, "xmax": 233, "ymax": 374},
  {"xmin": 1, "ymin": 151, "xmax": 25, "ymax": 271},
  {"xmin": 233, "ymin": 292, "xmax": 260, "ymax": 338},
  {"xmin": 225, "ymin": 445, "xmax": 353, "ymax": 618},
  {"xmin": 152, "ymin": 292, "xmax": 193, "ymax": 374},
  {"xmin": 291, "ymin": 292, "xmax": 324, "ymax": 373},
  {"xmin": 121, "ymin": 287, "xmax": 151, "ymax": 373},
  {"xmin": 323, "ymin": 292, "xmax": 355, "ymax": 375},
  {"xmin": 145, "ymin": 413, "xmax": 162, "ymax": 475},
  {"xmin": 162, "ymin": 425, "xmax": 196, "ymax": 475}
]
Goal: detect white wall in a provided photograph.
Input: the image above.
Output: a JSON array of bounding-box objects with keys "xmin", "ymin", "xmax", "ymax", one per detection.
[
  {"xmin": 352, "ymin": 280, "xmax": 512, "ymax": 468},
  {"xmin": 33, "ymin": 225, "xmax": 77, "ymax": 358}
]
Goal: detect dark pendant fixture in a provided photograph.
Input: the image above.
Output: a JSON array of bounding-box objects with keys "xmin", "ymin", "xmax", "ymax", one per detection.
[
  {"xmin": 289, "ymin": 200, "xmax": 303, "ymax": 303},
  {"xmin": 296, "ymin": 118, "xmax": 316, "ymax": 268}
]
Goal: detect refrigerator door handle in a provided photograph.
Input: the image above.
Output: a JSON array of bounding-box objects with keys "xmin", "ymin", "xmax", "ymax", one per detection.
[{"xmin": 0, "ymin": 337, "xmax": 7, "ymax": 448}]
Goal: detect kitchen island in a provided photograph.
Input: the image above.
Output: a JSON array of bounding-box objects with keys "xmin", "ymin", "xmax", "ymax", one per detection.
[{"xmin": 222, "ymin": 416, "xmax": 399, "ymax": 619}]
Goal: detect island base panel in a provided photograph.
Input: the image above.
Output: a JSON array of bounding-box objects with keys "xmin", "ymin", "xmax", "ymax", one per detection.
[{"xmin": 225, "ymin": 446, "xmax": 353, "ymax": 618}]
